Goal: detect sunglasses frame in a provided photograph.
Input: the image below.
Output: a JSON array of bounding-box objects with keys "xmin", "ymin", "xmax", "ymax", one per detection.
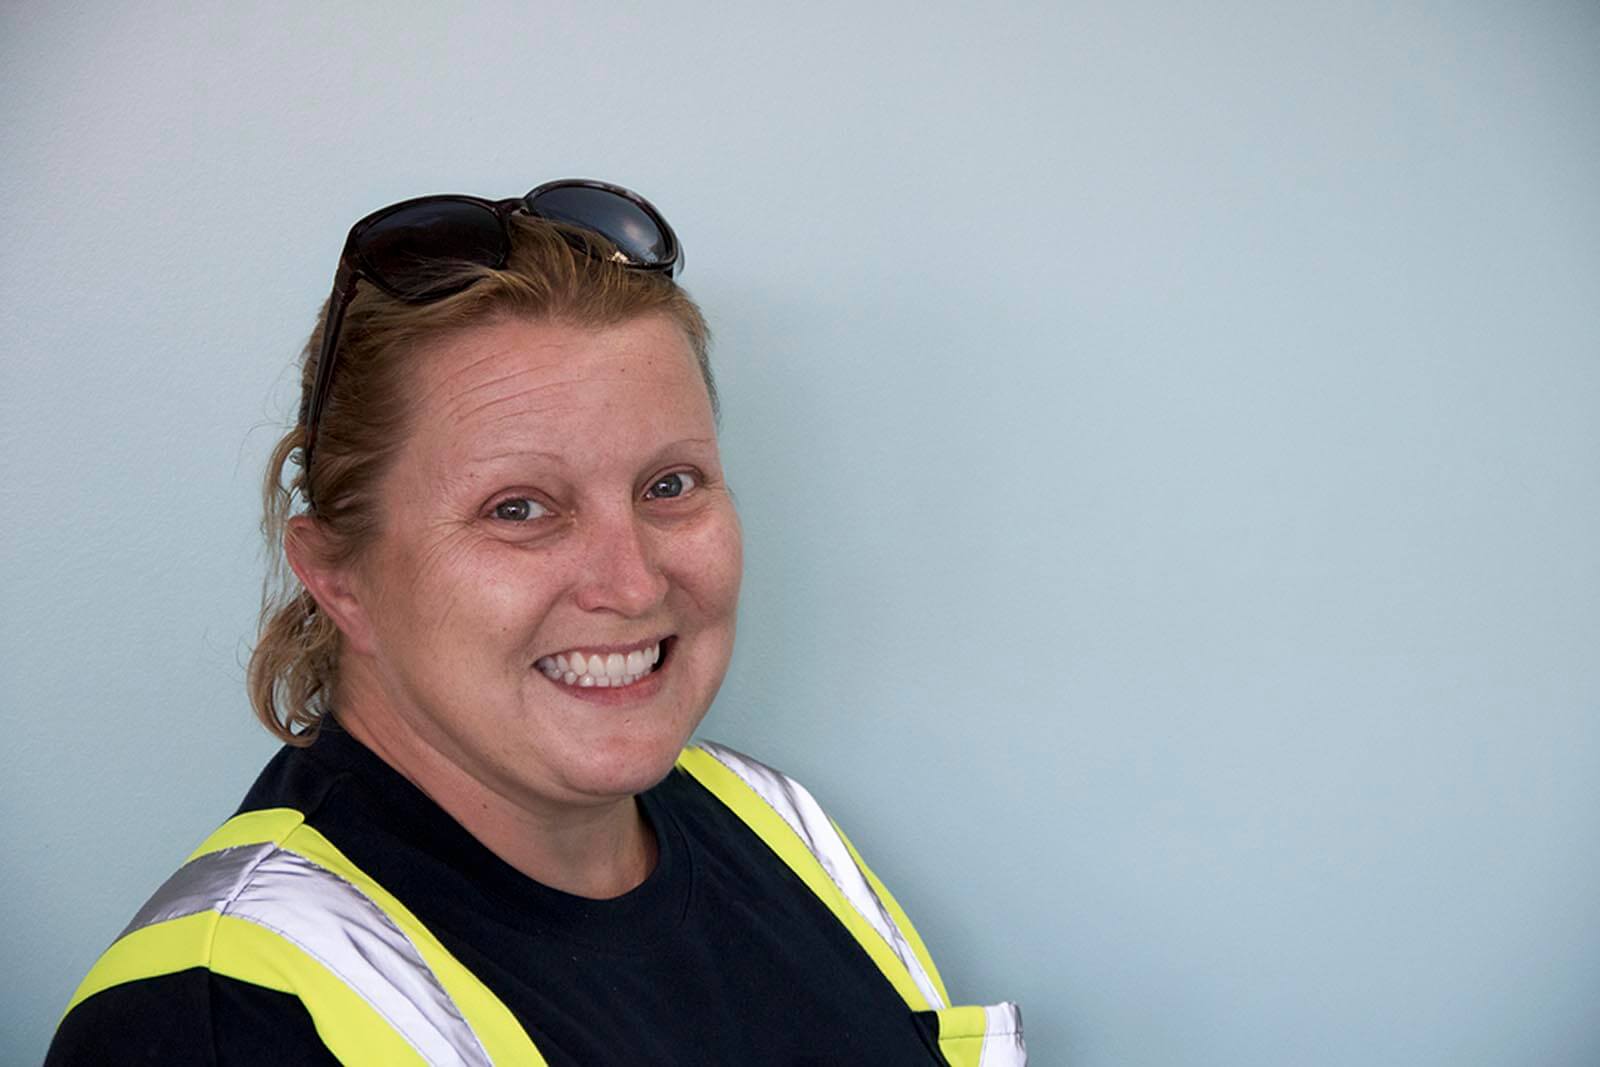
[{"xmin": 298, "ymin": 179, "xmax": 681, "ymax": 509}]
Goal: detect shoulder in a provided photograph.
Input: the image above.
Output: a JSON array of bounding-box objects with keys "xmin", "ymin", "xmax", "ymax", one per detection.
[
  {"xmin": 48, "ymin": 735, "xmax": 379, "ymax": 1065},
  {"xmin": 50, "ymin": 797, "xmax": 468, "ymax": 1064}
]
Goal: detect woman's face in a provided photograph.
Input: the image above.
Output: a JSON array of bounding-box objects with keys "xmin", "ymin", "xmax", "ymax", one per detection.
[{"xmin": 342, "ymin": 312, "xmax": 742, "ymax": 812}]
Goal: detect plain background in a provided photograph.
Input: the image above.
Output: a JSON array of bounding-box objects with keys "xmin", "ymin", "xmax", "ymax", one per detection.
[{"xmin": 3, "ymin": 3, "xmax": 1598, "ymax": 1064}]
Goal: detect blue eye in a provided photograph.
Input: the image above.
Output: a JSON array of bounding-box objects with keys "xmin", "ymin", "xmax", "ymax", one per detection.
[
  {"xmin": 491, "ymin": 497, "xmax": 552, "ymax": 522},
  {"xmin": 646, "ymin": 472, "xmax": 698, "ymax": 499}
]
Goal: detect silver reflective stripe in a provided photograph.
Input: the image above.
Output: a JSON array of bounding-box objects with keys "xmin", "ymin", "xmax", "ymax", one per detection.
[
  {"xmin": 121, "ymin": 841, "xmax": 492, "ymax": 1067},
  {"xmin": 979, "ymin": 1002, "xmax": 1028, "ymax": 1067},
  {"xmin": 697, "ymin": 742, "xmax": 949, "ymax": 1011},
  {"xmin": 119, "ymin": 844, "xmax": 277, "ymax": 939}
]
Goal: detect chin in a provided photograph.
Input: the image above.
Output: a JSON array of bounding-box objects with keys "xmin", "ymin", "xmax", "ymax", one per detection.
[{"xmin": 563, "ymin": 720, "xmax": 702, "ymax": 799}]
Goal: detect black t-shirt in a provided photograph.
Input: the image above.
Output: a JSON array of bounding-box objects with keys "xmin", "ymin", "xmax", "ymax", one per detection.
[{"xmin": 48, "ymin": 727, "xmax": 948, "ymax": 1065}]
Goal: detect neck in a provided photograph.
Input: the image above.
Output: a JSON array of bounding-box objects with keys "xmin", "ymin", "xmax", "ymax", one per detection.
[{"xmin": 333, "ymin": 692, "xmax": 657, "ymax": 901}]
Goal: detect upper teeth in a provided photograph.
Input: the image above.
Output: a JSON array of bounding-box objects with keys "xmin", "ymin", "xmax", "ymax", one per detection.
[{"xmin": 536, "ymin": 643, "xmax": 661, "ymax": 689}]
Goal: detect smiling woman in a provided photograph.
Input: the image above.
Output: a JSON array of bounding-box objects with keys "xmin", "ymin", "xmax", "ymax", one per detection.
[
  {"xmin": 45, "ymin": 181, "xmax": 1025, "ymax": 1066},
  {"xmin": 309, "ymin": 314, "xmax": 744, "ymax": 896}
]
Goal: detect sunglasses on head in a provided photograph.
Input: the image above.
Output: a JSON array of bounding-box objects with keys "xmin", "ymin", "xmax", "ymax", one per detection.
[{"xmin": 298, "ymin": 178, "xmax": 682, "ymax": 509}]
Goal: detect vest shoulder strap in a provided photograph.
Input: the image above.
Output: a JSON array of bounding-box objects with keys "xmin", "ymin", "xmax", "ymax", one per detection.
[
  {"xmin": 64, "ymin": 807, "xmax": 546, "ymax": 1067},
  {"xmin": 676, "ymin": 741, "xmax": 952, "ymax": 1012}
]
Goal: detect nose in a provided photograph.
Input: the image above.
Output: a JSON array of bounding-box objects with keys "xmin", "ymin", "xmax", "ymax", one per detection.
[{"xmin": 571, "ymin": 505, "xmax": 670, "ymax": 617}]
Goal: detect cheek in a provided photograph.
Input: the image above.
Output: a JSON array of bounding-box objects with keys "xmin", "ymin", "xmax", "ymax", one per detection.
[
  {"xmin": 681, "ymin": 511, "xmax": 743, "ymax": 616},
  {"xmin": 381, "ymin": 538, "xmax": 556, "ymax": 646},
  {"xmin": 464, "ymin": 549, "xmax": 577, "ymax": 637}
]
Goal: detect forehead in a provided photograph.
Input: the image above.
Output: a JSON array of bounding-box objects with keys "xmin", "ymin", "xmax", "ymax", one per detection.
[{"xmin": 402, "ymin": 313, "xmax": 713, "ymax": 460}]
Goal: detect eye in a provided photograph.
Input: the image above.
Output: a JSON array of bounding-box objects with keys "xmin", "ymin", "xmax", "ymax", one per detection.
[
  {"xmin": 490, "ymin": 497, "xmax": 553, "ymax": 522},
  {"xmin": 645, "ymin": 471, "xmax": 699, "ymax": 500}
]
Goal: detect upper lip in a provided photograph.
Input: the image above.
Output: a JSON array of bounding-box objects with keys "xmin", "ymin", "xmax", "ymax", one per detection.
[{"xmin": 537, "ymin": 635, "xmax": 670, "ymax": 660}]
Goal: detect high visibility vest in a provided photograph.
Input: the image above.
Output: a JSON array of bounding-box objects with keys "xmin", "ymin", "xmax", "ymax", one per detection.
[{"xmin": 64, "ymin": 742, "xmax": 1026, "ymax": 1066}]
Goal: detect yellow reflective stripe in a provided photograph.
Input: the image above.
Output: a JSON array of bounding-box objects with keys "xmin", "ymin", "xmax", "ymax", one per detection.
[
  {"xmin": 930, "ymin": 1005, "xmax": 990, "ymax": 1067},
  {"xmin": 675, "ymin": 746, "xmax": 937, "ymax": 1012},
  {"xmin": 186, "ymin": 807, "xmax": 305, "ymax": 860},
  {"xmin": 834, "ymin": 821, "xmax": 952, "ymax": 1008},
  {"xmin": 64, "ymin": 911, "xmax": 230, "ymax": 1018},
  {"xmin": 73, "ymin": 807, "xmax": 547, "ymax": 1066},
  {"xmin": 63, "ymin": 909, "xmax": 424, "ymax": 1064},
  {"xmin": 211, "ymin": 915, "xmax": 430, "ymax": 1066},
  {"xmin": 278, "ymin": 822, "xmax": 548, "ymax": 1066}
]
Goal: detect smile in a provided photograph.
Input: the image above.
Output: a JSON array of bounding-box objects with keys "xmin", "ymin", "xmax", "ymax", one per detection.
[{"xmin": 535, "ymin": 640, "xmax": 664, "ymax": 689}]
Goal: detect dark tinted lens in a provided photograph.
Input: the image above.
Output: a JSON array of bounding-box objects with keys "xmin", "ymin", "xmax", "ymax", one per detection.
[
  {"xmin": 355, "ymin": 199, "xmax": 508, "ymax": 300},
  {"xmin": 526, "ymin": 186, "xmax": 673, "ymax": 268}
]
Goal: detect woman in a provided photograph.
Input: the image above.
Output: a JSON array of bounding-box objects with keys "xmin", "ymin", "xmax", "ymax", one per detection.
[{"xmin": 47, "ymin": 180, "xmax": 1025, "ymax": 1066}]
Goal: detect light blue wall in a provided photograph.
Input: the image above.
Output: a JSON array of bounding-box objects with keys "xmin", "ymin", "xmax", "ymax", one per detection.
[{"xmin": 4, "ymin": 3, "xmax": 1598, "ymax": 1063}]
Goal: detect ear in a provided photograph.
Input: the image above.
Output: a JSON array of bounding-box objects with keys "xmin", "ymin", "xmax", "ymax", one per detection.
[{"xmin": 285, "ymin": 515, "xmax": 380, "ymax": 658}]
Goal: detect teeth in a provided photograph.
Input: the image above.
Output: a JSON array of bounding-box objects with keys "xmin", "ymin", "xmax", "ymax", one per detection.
[{"xmin": 535, "ymin": 642, "xmax": 663, "ymax": 691}]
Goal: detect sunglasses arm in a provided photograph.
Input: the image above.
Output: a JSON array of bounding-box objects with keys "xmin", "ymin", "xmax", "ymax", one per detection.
[{"xmin": 298, "ymin": 262, "xmax": 361, "ymax": 503}]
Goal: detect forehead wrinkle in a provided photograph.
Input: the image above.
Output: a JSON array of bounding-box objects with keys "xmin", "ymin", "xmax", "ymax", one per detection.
[
  {"xmin": 416, "ymin": 329, "xmax": 576, "ymax": 418},
  {"xmin": 455, "ymin": 362, "xmax": 709, "ymax": 430},
  {"xmin": 413, "ymin": 326, "xmax": 714, "ymax": 466},
  {"xmin": 445, "ymin": 376, "xmax": 572, "ymax": 430},
  {"xmin": 413, "ymin": 345, "xmax": 511, "ymax": 413}
]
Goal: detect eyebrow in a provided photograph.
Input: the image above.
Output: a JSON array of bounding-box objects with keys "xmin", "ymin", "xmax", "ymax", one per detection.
[
  {"xmin": 462, "ymin": 438, "xmax": 719, "ymax": 468},
  {"xmin": 461, "ymin": 447, "xmax": 568, "ymax": 465}
]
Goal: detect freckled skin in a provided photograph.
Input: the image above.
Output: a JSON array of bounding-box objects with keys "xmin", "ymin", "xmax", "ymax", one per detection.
[{"xmin": 314, "ymin": 313, "xmax": 742, "ymax": 894}]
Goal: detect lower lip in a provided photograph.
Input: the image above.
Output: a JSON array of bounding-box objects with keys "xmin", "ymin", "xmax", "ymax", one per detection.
[{"xmin": 539, "ymin": 658, "xmax": 670, "ymax": 705}]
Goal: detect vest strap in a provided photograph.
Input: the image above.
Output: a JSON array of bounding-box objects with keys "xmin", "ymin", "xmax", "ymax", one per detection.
[
  {"xmin": 65, "ymin": 808, "xmax": 546, "ymax": 1066},
  {"xmin": 677, "ymin": 742, "xmax": 952, "ymax": 1012}
]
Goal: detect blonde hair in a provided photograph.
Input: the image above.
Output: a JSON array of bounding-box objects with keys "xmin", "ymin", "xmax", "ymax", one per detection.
[{"xmin": 248, "ymin": 217, "xmax": 713, "ymax": 744}]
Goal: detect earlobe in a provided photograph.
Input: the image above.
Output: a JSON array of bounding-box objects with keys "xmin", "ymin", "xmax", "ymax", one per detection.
[{"xmin": 285, "ymin": 516, "xmax": 379, "ymax": 657}]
